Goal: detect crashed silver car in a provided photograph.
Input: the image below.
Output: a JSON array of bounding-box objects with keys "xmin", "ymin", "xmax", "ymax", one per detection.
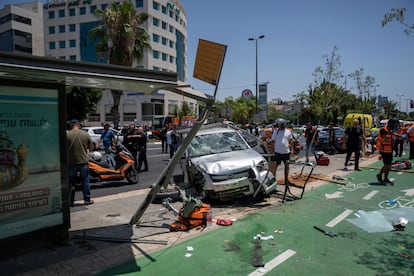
[{"xmin": 182, "ymin": 126, "xmax": 276, "ymax": 201}]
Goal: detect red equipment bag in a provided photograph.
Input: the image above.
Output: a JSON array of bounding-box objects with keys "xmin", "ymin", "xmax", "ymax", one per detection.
[
  {"xmin": 316, "ymin": 156, "xmax": 330, "ymax": 166},
  {"xmin": 391, "ymin": 161, "xmax": 412, "ymax": 170}
]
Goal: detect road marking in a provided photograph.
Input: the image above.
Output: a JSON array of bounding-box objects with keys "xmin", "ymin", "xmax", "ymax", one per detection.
[
  {"xmin": 248, "ymin": 249, "xmax": 297, "ymax": 276},
  {"xmin": 326, "ymin": 209, "xmax": 353, "ymax": 228},
  {"xmin": 363, "ymin": 190, "xmax": 378, "ymax": 200}
]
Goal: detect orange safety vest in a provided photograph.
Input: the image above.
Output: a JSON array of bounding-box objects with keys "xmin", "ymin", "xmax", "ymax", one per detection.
[
  {"xmin": 408, "ymin": 126, "xmax": 414, "ymax": 142},
  {"xmin": 395, "ymin": 128, "xmax": 404, "ymax": 141},
  {"xmin": 376, "ymin": 127, "xmax": 393, "ymax": 153}
]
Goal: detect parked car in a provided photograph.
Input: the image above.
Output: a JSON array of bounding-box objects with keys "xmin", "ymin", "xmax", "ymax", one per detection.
[
  {"xmin": 82, "ymin": 126, "xmax": 123, "ymax": 149},
  {"xmin": 182, "ymin": 126, "xmax": 277, "ymax": 202},
  {"xmin": 315, "ymin": 127, "xmax": 346, "ymax": 154}
]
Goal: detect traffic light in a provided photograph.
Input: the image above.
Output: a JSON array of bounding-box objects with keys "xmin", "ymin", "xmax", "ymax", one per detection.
[{"xmin": 411, "ymin": 99, "xmax": 414, "ymax": 109}]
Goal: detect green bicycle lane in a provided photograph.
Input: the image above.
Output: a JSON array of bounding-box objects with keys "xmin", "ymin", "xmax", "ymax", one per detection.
[{"xmin": 101, "ymin": 160, "xmax": 414, "ymax": 276}]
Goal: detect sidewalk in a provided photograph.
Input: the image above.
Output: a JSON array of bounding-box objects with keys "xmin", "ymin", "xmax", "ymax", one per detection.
[{"xmin": 1, "ymin": 152, "xmax": 409, "ymax": 275}]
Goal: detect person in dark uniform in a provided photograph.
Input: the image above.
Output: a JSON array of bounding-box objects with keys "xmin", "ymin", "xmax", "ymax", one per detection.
[
  {"xmin": 123, "ymin": 124, "xmax": 139, "ymax": 166},
  {"xmin": 343, "ymin": 119, "xmax": 365, "ymax": 171},
  {"xmin": 161, "ymin": 124, "xmax": 168, "ymax": 154},
  {"xmin": 136, "ymin": 126, "xmax": 148, "ymax": 172}
]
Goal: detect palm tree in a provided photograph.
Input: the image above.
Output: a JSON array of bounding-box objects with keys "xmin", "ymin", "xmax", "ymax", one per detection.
[{"xmin": 89, "ymin": 0, "xmax": 150, "ymax": 128}]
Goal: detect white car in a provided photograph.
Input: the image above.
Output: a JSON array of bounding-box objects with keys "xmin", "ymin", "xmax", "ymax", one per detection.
[
  {"xmin": 81, "ymin": 126, "xmax": 123, "ymax": 149},
  {"xmin": 183, "ymin": 125, "xmax": 276, "ymax": 201}
]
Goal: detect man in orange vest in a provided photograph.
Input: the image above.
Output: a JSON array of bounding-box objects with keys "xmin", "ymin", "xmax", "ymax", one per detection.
[
  {"xmin": 407, "ymin": 123, "xmax": 414, "ymax": 160},
  {"xmin": 376, "ymin": 119, "xmax": 398, "ymax": 185}
]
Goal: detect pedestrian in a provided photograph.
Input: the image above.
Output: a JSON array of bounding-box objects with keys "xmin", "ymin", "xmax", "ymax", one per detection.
[
  {"xmin": 270, "ymin": 118, "xmax": 294, "ymax": 185},
  {"xmin": 66, "ymin": 119, "xmax": 94, "ymax": 206},
  {"xmin": 98, "ymin": 123, "xmax": 117, "ymax": 154},
  {"xmin": 161, "ymin": 124, "xmax": 168, "ymax": 154},
  {"xmin": 407, "ymin": 123, "xmax": 414, "ymax": 159},
  {"xmin": 304, "ymin": 122, "xmax": 318, "ymax": 163},
  {"xmin": 376, "ymin": 119, "xmax": 398, "ymax": 185},
  {"xmin": 343, "ymin": 119, "xmax": 365, "ymax": 171},
  {"xmin": 136, "ymin": 126, "xmax": 148, "ymax": 172},
  {"xmin": 166, "ymin": 126, "xmax": 180, "ymax": 159},
  {"xmin": 393, "ymin": 123, "xmax": 404, "ymax": 157},
  {"xmin": 124, "ymin": 124, "xmax": 139, "ymax": 166},
  {"xmin": 327, "ymin": 123, "xmax": 337, "ymax": 154}
]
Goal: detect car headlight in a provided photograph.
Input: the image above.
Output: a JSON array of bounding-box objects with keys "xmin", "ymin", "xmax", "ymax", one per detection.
[{"xmin": 256, "ymin": 159, "xmax": 268, "ymax": 172}]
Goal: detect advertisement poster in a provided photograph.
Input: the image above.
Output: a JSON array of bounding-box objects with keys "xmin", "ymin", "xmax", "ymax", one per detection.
[{"xmin": 0, "ymin": 86, "xmax": 63, "ymax": 239}]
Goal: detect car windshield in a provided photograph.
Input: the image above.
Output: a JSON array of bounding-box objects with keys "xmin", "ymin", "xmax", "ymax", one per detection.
[{"xmin": 187, "ymin": 131, "xmax": 249, "ymax": 157}]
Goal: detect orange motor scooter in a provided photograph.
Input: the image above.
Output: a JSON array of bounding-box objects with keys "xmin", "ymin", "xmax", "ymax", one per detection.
[{"xmin": 88, "ymin": 144, "xmax": 139, "ymax": 184}]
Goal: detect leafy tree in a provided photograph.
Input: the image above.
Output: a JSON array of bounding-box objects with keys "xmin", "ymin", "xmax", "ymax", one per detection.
[
  {"xmin": 347, "ymin": 68, "xmax": 378, "ymax": 113},
  {"xmin": 89, "ymin": 0, "xmax": 150, "ymax": 129},
  {"xmin": 66, "ymin": 86, "xmax": 103, "ymax": 123},
  {"xmin": 310, "ymin": 46, "xmax": 345, "ymax": 125},
  {"xmin": 382, "ymin": 8, "xmax": 414, "ymax": 35}
]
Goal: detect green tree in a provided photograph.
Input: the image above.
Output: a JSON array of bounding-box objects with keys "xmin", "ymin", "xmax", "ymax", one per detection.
[
  {"xmin": 347, "ymin": 68, "xmax": 378, "ymax": 113},
  {"xmin": 382, "ymin": 8, "xmax": 414, "ymax": 35},
  {"xmin": 310, "ymin": 46, "xmax": 345, "ymax": 125},
  {"xmin": 89, "ymin": 0, "xmax": 150, "ymax": 129},
  {"xmin": 66, "ymin": 86, "xmax": 103, "ymax": 123}
]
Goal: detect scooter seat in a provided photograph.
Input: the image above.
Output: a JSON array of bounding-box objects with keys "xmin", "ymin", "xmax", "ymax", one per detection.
[{"xmin": 89, "ymin": 159, "xmax": 111, "ymax": 168}]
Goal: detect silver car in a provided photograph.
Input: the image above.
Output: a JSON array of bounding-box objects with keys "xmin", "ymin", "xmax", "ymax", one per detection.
[{"xmin": 183, "ymin": 125, "xmax": 276, "ymax": 201}]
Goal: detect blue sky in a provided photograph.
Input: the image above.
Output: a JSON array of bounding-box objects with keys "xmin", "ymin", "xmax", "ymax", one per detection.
[
  {"xmin": 2, "ymin": 0, "xmax": 413, "ymax": 108},
  {"xmin": 179, "ymin": 0, "xmax": 414, "ymax": 108}
]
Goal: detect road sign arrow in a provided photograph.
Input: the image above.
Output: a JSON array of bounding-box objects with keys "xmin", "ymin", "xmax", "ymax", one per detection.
[
  {"xmin": 401, "ymin": 188, "xmax": 414, "ymax": 196},
  {"xmin": 325, "ymin": 191, "xmax": 343, "ymax": 199}
]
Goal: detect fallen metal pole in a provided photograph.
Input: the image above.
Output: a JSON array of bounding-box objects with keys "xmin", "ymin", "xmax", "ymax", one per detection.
[
  {"xmin": 129, "ymin": 97, "xmax": 215, "ymax": 225},
  {"xmin": 72, "ymin": 234, "xmax": 169, "ymax": 245}
]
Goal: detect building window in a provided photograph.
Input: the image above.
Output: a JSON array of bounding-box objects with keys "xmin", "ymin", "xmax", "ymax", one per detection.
[
  {"xmin": 169, "ymin": 25, "xmax": 174, "ymax": 33},
  {"xmin": 135, "ymin": 0, "xmax": 143, "ymax": 8},
  {"xmin": 69, "ymin": 40, "xmax": 76, "ymax": 47},
  {"xmin": 153, "ymin": 66, "xmax": 160, "ymax": 71},
  {"xmin": 59, "ymin": 25, "xmax": 65, "ymax": 33},
  {"xmin": 49, "ymin": 26, "xmax": 55, "ymax": 34},
  {"xmin": 59, "ymin": 41, "xmax": 66, "ymax": 48},
  {"xmin": 101, "ymin": 4, "xmax": 108, "ymax": 10},
  {"xmin": 169, "ymin": 10, "xmax": 173, "ymax": 18},
  {"xmin": 90, "ymin": 5, "xmax": 97, "ymax": 13},
  {"xmin": 69, "ymin": 8, "xmax": 75, "ymax": 16},
  {"xmin": 59, "ymin": 56, "xmax": 66, "ymax": 60},
  {"xmin": 153, "ymin": 1, "xmax": 159, "ymax": 10},
  {"xmin": 161, "ymin": 37, "xmax": 167, "ymax": 45},
  {"xmin": 80, "ymin": 7, "xmax": 86, "ymax": 15},
  {"xmin": 169, "ymin": 55, "xmax": 174, "ymax": 63},
  {"xmin": 69, "ymin": 24, "xmax": 76, "ymax": 32},
  {"xmin": 162, "ymin": 52, "xmax": 167, "ymax": 61},
  {"xmin": 169, "ymin": 40, "xmax": 174, "ymax": 48},
  {"xmin": 49, "ymin": 41, "xmax": 56, "ymax": 49},
  {"xmin": 48, "ymin": 11, "xmax": 55, "ymax": 19},
  {"xmin": 70, "ymin": 55, "xmax": 76, "ymax": 61},
  {"xmin": 152, "ymin": 34, "xmax": 159, "ymax": 43},
  {"xmin": 59, "ymin": 9, "xmax": 65, "ymax": 17},
  {"xmin": 161, "ymin": 5, "xmax": 166, "ymax": 14},
  {"xmin": 152, "ymin": 50, "xmax": 159, "ymax": 59},
  {"xmin": 153, "ymin": 18, "xmax": 159, "ymax": 27},
  {"xmin": 161, "ymin": 21, "xmax": 167, "ymax": 30}
]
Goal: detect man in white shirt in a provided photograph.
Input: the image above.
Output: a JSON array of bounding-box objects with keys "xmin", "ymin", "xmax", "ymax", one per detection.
[{"xmin": 271, "ymin": 118, "xmax": 294, "ymax": 185}]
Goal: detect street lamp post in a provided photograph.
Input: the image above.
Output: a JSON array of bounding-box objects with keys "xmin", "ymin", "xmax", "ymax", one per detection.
[
  {"xmin": 249, "ymin": 35, "xmax": 265, "ymax": 115},
  {"xmin": 397, "ymin": 94, "xmax": 404, "ymax": 119}
]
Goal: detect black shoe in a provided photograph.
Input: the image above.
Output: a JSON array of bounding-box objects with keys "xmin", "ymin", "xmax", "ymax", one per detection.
[
  {"xmin": 142, "ymin": 168, "xmax": 148, "ymax": 172},
  {"xmin": 383, "ymin": 179, "xmax": 394, "ymax": 185},
  {"xmin": 376, "ymin": 174, "xmax": 382, "ymax": 183},
  {"xmin": 355, "ymin": 168, "xmax": 361, "ymax": 171},
  {"xmin": 84, "ymin": 200, "xmax": 94, "ymax": 205}
]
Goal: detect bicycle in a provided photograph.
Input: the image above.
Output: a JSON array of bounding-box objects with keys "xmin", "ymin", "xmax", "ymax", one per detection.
[{"xmin": 378, "ymin": 196, "xmax": 414, "ymax": 209}]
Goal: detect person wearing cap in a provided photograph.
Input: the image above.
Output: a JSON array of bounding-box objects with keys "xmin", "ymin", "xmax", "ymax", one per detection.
[
  {"xmin": 270, "ymin": 118, "xmax": 294, "ymax": 186},
  {"xmin": 67, "ymin": 119, "xmax": 95, "ymax": 206},
  {"xmin": 376, "ymin": 119, "xmax": 397, "ymax": 184},
  {"xmin": 98, "ymin": 123, "xmax": 117, "ymax": 154}
]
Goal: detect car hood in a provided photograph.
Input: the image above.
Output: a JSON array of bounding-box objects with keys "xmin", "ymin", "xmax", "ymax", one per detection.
[{"xmin": 189, "ymin": 149, "xmax": 263, "ymax": 175}]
